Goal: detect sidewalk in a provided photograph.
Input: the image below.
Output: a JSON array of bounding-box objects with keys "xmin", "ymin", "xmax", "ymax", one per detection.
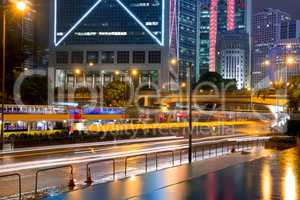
[{"xmin": 44, "ymin": 149, "xmax": 274, "ymax": 200}]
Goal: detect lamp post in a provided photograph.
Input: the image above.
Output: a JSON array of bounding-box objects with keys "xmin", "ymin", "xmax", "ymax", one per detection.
[
  {"xmin": 130, "ymin": 69, "xmax": 138, "ymax": 96},
  {"xmin": 285, "ymin": 56, "xmax": 295, "ymax": 113},
  {"xmin": 1, "ymin": 1, "xmax": 27, "ymax": 150},
  {"xmin": 170, "ymin": 58, "xmax": 179, "ymax": 90},
  {"xmin": 187, "ymin": 62, "xmax": 192, "ymax": 163}
]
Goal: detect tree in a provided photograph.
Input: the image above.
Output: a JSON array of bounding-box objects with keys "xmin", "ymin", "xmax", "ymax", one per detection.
[
  {"xmin": 20, "ymin": 75, "xmax": 48, "ymax": 105},
  {"xmin": 103, "ymin": 81, "xmax": 130, "ymax": 107},
  {"xmin": 287, "ymin": 76, "xmax": 300, "ymax": 112}
]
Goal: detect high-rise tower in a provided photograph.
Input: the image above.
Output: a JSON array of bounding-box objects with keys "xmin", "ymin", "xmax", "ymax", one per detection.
[
  {"xmin": 252, "ymin": 8, "xmax": 290, "ymax": 88},
  {"xmin": 49, "ymin": 0, "xmax": 170, "ymax": 100},
  {"xmin": 198, "ymin": 0, "xmax": 251, "ymax": 80}
]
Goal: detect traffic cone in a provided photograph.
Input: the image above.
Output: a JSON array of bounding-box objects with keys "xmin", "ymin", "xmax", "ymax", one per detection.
[
  {"xmin": 85, "ymin": 168, "xmax": 93, "ymax": 185},
  {"xmin": 68, "ymin": 169, "xmax": 76, "ymax": 187}
]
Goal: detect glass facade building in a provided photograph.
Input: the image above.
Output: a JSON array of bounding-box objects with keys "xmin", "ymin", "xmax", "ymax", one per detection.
[
  {"xmin": 55, "ymin": 0, "xmax": 165, "ymax": 46},
  {"xmin": 252, "ymin": 8, "xmax": 291, "ymax": 88},
  {"xmin": 177, "ymin": 0, "xmax": 199, "ymax": 83},
  {"xmin": 168, "ymin": 0, "xmax": 199, "ymax": 84},
  {"xmin": 49, "ymin": 0, "xmax": 169, "ymax": 102},
  {"xmin": 198, "ymin": 0, "xmax": 251, "ymax": 80}
]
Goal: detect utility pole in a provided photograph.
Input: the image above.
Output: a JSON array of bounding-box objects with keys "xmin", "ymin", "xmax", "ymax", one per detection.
[
  {"xmin": 188, "ymin": 62, "xmax": 192, "ymax": 163},
  {"xmin": 1, "ymin": 6, "xmax": 7, "ymax": 150}
]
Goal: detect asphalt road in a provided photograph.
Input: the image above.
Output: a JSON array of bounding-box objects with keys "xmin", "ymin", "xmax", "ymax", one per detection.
[{"xmin": 0, "ymin": 122, "xmax": 271, "ymax": 199}]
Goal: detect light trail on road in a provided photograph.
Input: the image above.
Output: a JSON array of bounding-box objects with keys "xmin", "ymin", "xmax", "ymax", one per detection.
[{"xmin": 0, "ymin": 136, "xmax": 269, "ymax": 174}]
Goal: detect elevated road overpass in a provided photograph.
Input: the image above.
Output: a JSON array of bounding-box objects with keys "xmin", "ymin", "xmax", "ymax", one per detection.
[{"xmin": 139, "ymin": 94, "xmax": 288, "ymax": 106}]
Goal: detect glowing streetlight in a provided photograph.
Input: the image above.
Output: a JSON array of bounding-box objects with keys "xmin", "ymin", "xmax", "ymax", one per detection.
[
  {"xmin": 286, "ymin": 56, "xmax": 295, "ymax": 65},
  {"xmin": 16, "ymin": 1, "xmax": 27, "ymax": 11},
  {"xmin": 88, "ymin": 62, "xmax": 94, "ymax": 67},
  {"xmin": 286, "ymin": 43, "xmax": 292, "ymax": 49},
  {"xmin": 131, "ymin": 69, "xmax": 138, "ymax": 76},
  {"xmin": 75, "ymin": 69, "xmax": 81, "ymax": 75},
  {"xmin": 181, "ymin": 82, "xmax": 186, "ymax": 88},
  {"xmin": 170, "ymin": 58, "xmax": 177, "ymax": 65},
  {"xmin": 264, "ymin": 60, "xmax": 271, "ymax": 66},
  {"xmin": 1, "ymin": 0, "xmax": 28, "ymax": 150},
  {"xmin": 114, "ymin": 70, "xmax": 120, "ymax": 75}
]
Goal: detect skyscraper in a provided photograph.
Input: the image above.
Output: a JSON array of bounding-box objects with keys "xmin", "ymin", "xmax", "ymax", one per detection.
[
  {"xmin": 49, "ymin": 0, "xmax": 169, "ymax": 99},
  {"xmin": 169, "ymin": 0, "xmax": 199, "ymax": 83},
  {"xmin": 252, "ymin": 8, "xmax": 290, "ymax": 88},
  {"xmin": 280, "ymin": 20, "xmax": 300, "ymax": 40},
  {"xmin": 198, "ymin": 0, "xmax": 251, "ymax": 80},
  {"xmin": 267, "ymin": 40, "xmax": 300, "ymax": 84},
  {"xmin": 216, "ymin": 31, "xmax": 250, "ymax": 89}
]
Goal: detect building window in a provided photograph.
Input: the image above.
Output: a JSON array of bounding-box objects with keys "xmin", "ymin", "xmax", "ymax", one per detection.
[
  {"xmin": 133, "ymin": 51, "xmax": 145, "ymax": 63},
  {"xmin": 56, "ymin": 51, "xmax": 69, "ymax": 64},
  {"xmin": 86, "ymin": 51, "xmax": 98, "ymax": 64},
  {"xmin": 101, "ymin": 51, "xmax": 114, "ymax": 63},
  {"xmin": 71, "ymin": 51, "xmax": 84, "ymax": 63},
  {"xmin": 117, "ymin": 51, "xmax": 130, "ymax": 64},
  {"xmin": 148, "ymin": 51, "xmax": 161, "ymax": 64}
]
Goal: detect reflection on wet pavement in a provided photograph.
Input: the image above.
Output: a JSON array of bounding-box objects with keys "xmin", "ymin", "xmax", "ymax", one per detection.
[{"xmin": 44, "ymin": 147, "xmax": 300, "ymax": 200}]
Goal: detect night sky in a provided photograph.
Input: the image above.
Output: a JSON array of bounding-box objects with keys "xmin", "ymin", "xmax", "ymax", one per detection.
[{"xmin": 253, "ymin": 0, "xmax": 300, "ymax": 19}]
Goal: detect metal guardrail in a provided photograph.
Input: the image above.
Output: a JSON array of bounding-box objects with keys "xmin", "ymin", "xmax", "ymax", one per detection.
[
  {"xmin": 0, "ymin": 137, "xmax": 268, "ymax": 198},
  {"xmin": 125, "ymin": 154, "xmax": 148, "ymax": 177},
  {"xmin": 35, "ymin": 164, "xmax": 75, "ymax": 197},
  {"xmin": 0, "ymin": 173, "xmax": 22, "ymax": 200},
  {"xmin": 86, "ymin": 159, "xmax": 115, "ymax": 184},
  {"xmin": 155, "ymin": 150, "xmax": 175, "ymax": 170}
]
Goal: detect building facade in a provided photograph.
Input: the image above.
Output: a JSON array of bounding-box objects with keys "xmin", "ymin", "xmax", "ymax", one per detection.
[
  {"xmin": 49, "ymin": 0, "xmax": 169, "ymax": 100},
  {"xmin": 280, "ymin": 20, "xmax": 300, "ymax": 40},
  {"xmin": 216, "ymin": 31, "xmax": 250, "ymax": 89},
  {"xmin": 198, "ymin": 0, "xmax": 251, "ymax": 80},
  {"xmin": 267, "ymin": 40, "xmax": 300, "ymax": 84},
  {"xmin": 169, "ymin": 0, "xmax": 199, "ymax": 84},
  {"xmin": 252, "ymin": 8, "xmax": 291, "ymax": 88}
]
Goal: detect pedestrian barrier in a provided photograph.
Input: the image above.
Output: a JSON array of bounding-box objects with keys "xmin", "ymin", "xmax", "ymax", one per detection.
[
  {"xmin": 86, "ymin": 159, "xmax": 115, "ymax": 184},
  {"xmin": 35, "ymin": 165, "xmax": 75, "ymax": 197},
  {"xmin": 155, "ymin": 150, "xmax": 175, "ymax": 170},
  {"xmin": 125, "ymin": 154, "xmax": 148, "ymax": 176},
  {"xmin": 0, "ymin": 173, "xmax": 22, "ymax": 200},
  {"xmin": 0, "ymin": 137, "xmax": 269, "ymax": 199}
]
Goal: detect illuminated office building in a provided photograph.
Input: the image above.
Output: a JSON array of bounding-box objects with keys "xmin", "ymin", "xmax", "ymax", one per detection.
[
  {"xmin": 49, "ymin": 0, "xmax": 169, "ymax": 96},
  {"xmin": 252, "ymin": 8, "xmax": 290, "ymax": 88},
  {"xmin": 198, "ymin": 0, "xmax": 251, "ymax": 80}
]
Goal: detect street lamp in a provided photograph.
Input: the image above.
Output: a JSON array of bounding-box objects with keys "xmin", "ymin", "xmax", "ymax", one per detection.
[
  {"xmin": 170, "ymin": 58, "xmax": 177, "ymax": 65},
  {"xmin": 131, "ymin": 69, "xmax": 138, "ymax": 76},
  {"xmin": 286, "ymin": 56, "xmax": 295, "ymax": 65},
  {"xmin": 130, "ymin": 69, "xmax": 139, "ymax": 95},
  {"xmin": 181, "ymin": 82, "xmax": 186, "ymax": 88},
  {"xmin": 186, "ymin": 62, "xmax": 193, "ymax": 163},
  {"xmin": 88, "ymin": 62, "xmax": 94, "ymax": 67},
  {"xmin": 264, "ymin": 59, "xmax": 270, "ymax": 66},
  {"xmin": 16, "ymin": 1, "xmax": 27, "ymax": 11},
  {"xmin": 75, "ymin": 68, "xmax": 81, "ymax": 75},
  {"xmin": 114, "ymin": 70, "xmax": 120, "ymax": 76},
  {"xmin": 1, "ymin": 1, "xmax": 27, "ymax": 150}
]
